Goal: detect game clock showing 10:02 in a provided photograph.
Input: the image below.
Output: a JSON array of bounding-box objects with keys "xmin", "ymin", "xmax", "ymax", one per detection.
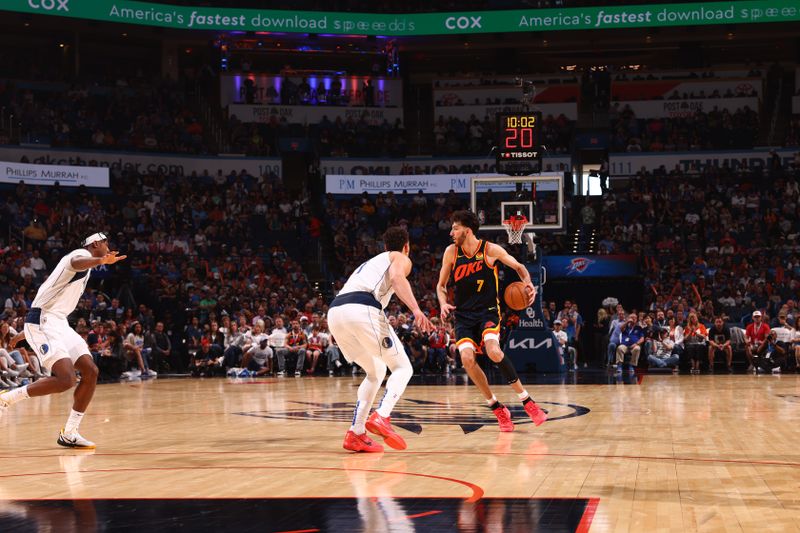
[{"xmin": 496, "ymin": 112, "xmax": 542, "ymax": 161}]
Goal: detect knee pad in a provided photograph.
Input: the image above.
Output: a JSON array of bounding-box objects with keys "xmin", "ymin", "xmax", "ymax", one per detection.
[{"xmin": 497, "ymin": 355, "xmax": 519, "ymax": 385}]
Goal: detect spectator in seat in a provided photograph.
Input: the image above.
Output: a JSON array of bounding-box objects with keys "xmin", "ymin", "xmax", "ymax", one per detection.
[
  {"xmin": 665, "ymin": 315, "xmax": 684, "ymax": 361},
  {"xmin": 123, "ymin": 322, "xmax": 156, "ymax": 378},
  {"xmin": 647, "ymin": 327, "xmax": 680, "ymax": 371},
  {"xmin": 184, "ymin": 316, "xmax": 203, "ymax": 363},
  {"xmin": 770, "ymin": 313, "xmax": 795, "ymax": 372},
  {"xmin": 268, "ymin": 317, "xmax": 289, "ymax": 376},
  {"xmin": 189, "ymin": 339, "xmax": 216, "ymax": 377},
  {"xmin": 744, "ymin": 310, "xmax": 770, "ymax": 372},
  {"xmin": 553, "ymin": 319, "xmax": 577, "ymax": 370},
  {"xmin": 306, "ymin": 326, "xmax": 326, "ymax": 375},
  {"xmin": 753, "ymin": 331, "xmax": 786, "ymax": 374},
  {"xmin": 241, "ymin": 322, "xmax": 272, "ymax": 377},
  {"xmin": 284, "ymin": 320, "xmax": 308, "ymax": 377},
  {"xmin": 426, "ymin": 317, "xmax": 449, "ymax": 373},
  {"xmin": 326, "ymin": 335, "xmax": 344, "ymax": 376},
  {"xmin": 207, "ymin": 321, "xmax": 225, "ymax": 360},
  {"xmin": 99, "ymin": 330, "xmax": 126, "ymax": 380},
  {"xmin": 615, "ymin": 313, "xmax": 644, "ymax": 373},
  {"xmin": 707, "ymin": 317, "xmax": 732, "ymax": 373},
  {"xmin": 684, "ymin": 312, "xmax": 708, "ymax": 374},
  {"xmin": 223, "ymin": 322, "xmax": 247, "ymax": 369},
  {"xmin": 87, "ymin": 321, "xmax": 109, "ymax": 364},
  {"xmin": 148, "ymin": 321, "xmax": 172, "ymax": 373},
  {"xmin": 606, "ymin": 308, "xmax": 626, "ymax": 367}
]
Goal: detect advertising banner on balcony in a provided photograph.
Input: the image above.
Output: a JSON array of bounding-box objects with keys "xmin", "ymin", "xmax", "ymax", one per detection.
[
  {"xmin": 609, "ymin": 148, "xmax": 797, "ymax": 176},
  {"xmin": 229, "ymin": 104, "xmax": 403, "ymax": 126},
  {"xmin": 4, "ymin": 1, "xmax": 798, "ymax": 36},
  {"xmin": 614, "ymin": 96, "xmax": 759, "ymax": 119},
  {"xmin": 221, "ymin": 74, "xmax": 403, "ymax": 108},
  {"xmin": 542, "ymin": 255, "xmax": 639, "ymax": 278},
  {"xmin": 321, "ymin": 155, "xmax": 571, "ymax": 177},
  {"xmin": 434, "ymin": 103, "xmax": 578, "ymax": 121},
  {"xmin": 0, "ymin": 146, "xmax": 281, "ymax": 180},
  {"xmin": 612, "ymin": 79, "xmax": 762, "ymax": 100},
  {"xmin": 0, "ymin": 160, "xmax": 109, "ymax": 188}
]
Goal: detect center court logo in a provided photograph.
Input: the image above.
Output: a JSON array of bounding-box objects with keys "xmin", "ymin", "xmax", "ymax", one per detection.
[
  {"xmin": 27, "ymin": 0, "xmax": 69, "ymax": 11},
  {"xmin": 236, "ymin": 398, "xmax": 589, "ymax": 434}
]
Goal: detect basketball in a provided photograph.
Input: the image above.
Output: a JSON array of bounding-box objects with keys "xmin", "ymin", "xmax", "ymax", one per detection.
[{"xmin": 504, "ymin": 281, "xmax": 532, "ymax": 310}]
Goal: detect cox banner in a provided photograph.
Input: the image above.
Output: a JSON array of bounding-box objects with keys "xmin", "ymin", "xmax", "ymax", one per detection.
[
  {"xmin": 321, "ymin": 156, "xmax": 570, "ymax": 177},
  {"xmin": 542, "ymin": 255, "xmax": 639, "ymax": 278},
  {"xmin": 4, "ymin": 1, "xmax": 799, "ymax": 36},
  {"xmin": 229, "ymin": 104, "xmax": 403, "ymax": 126},
  {"xmin": 1, "ymin": 161, "xmax": 109, "ymax": 188},
  {"xmin": 615, "ymin": 97, "xmax": 758, "ymax": 119},
  {"xmin": 610, "ymin": 148, "xmax": 797, "ymax": 176},
  {"xmin": 0, "ymin": 146, "xmax": 281, "ymax": 178}
]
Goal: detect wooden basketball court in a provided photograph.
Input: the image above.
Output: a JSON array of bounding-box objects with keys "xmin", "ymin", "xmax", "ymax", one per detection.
[{"xmin": 2, "ymin": 373, "xmax": 800, "ymax": 531}]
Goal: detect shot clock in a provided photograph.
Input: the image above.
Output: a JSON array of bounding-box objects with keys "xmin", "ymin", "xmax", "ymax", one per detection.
[{"xmin": 495, "ymin": 111, "xmax": 542, "ymax": 175}]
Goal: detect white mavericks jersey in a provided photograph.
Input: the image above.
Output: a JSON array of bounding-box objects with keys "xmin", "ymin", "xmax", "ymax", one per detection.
[
  {"xmin": 339, "ymin": 251, "xmax": 395, "ymax": 309},
  {"xmin": 31, "ymin": 248, "xmax": 93, "ymax": 319}
]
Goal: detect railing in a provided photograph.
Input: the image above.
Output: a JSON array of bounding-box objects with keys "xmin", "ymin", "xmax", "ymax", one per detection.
[
  {"xmin": 197, "ymin": 91, "xmax": 230, "ymax": 154},
  {"xmin": 0, "ymin": 106, "xmax": 19, "ymax": 143},
  {"xmin": 766, "ymin": 77, "xmax": 784, "ymax": 146}
]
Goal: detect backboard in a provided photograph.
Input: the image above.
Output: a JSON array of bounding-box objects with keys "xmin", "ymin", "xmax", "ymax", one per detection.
[{"xmin": 470, "ymin": 173, "xmax": 565, "ymax": 232}]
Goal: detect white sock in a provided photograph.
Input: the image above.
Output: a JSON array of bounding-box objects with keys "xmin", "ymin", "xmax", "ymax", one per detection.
[
  {"xmin": 518, "ymin": 390, "xmax": 530, "ymax": 401},
  {"xmin": 485, "ymin": 395, "xmax": 498, "ymax": 406},
  {"xmin": 64, "ymin": 409, "xmax": 85, "ymax": 435},
  {"xmin": 349, "ymin": 372, "xmax": 385, "ymax": 434},
  {"xmin": 1, "ymin": 385, "xmax": 30, "ymax": 405},
  {"xmin": 376, "ymin": 362, "xmax": 413, "ymax": 418}
]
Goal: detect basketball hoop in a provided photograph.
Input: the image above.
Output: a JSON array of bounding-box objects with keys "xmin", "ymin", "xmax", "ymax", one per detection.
[{"xmin": 502, "ymin": 214, "xmax": 528, "ymax": 245}]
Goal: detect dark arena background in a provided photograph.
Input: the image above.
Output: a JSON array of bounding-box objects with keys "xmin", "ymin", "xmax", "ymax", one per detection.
[{"xmin": 1, "ymin": 0, "xmax": 800, "ymax": 531}]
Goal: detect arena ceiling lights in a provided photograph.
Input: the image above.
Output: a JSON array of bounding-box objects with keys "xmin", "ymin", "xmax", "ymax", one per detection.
[{"xmin": 8, "ymin": 0, "xmax": 800, "ymax": 36}]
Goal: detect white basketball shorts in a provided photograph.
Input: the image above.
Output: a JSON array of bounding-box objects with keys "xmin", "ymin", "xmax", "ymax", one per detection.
[
  {"xmin": 24, "ymin": 314, "xmax": 90, "ymax": 371},
  {"xmin": 327, "ymin": 304, "xmax": 406, "ymax": 367}
]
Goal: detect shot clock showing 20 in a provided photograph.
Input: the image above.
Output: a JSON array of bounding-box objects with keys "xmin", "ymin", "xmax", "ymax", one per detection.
[{"xmin": 495, "ymin": 112, "xmax": 542, "ymax": 175}]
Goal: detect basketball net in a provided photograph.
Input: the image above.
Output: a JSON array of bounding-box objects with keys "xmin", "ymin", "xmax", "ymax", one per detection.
[{"xmin": 502, "ymin": 214, "xmax": 528, "ymax": 245}]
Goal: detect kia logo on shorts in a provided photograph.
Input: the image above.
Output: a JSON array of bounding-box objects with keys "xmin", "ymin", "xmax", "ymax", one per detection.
[
  {"xmin": 445, "ymin": 16, "xmax": 482, "ymax": 30},
  {"xmin": 28, "ymin": 0, "xmax": 69, "ymax": 11}
]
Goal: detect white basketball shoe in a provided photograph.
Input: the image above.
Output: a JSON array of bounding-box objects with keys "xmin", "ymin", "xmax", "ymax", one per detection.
[{"xmin": 57, "ymin": 429, "xmax": 96, "ymax": 449}]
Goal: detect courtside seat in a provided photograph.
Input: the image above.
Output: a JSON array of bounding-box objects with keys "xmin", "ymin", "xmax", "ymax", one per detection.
[{"xmin": 729, "ymin": 325, "xmax": 747, "ymax": 370}]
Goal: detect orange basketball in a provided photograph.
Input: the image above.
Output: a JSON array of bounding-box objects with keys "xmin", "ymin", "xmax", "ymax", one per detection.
[{"xmin": 504, "ymin": 281, "xmax": 533, "ymax": 311}]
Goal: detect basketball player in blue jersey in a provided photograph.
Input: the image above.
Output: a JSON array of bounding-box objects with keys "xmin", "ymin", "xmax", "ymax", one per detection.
[
  {"xmin": 437, "ymin": 210, "xmax": 547, "ymax": 431},
  {"xmin": 328, "ymin": 227, "xmax": 434, "ymax": 452},
  {"xmin": 0, "ymin": 233, "xmax": 127, "ymax": 448}
]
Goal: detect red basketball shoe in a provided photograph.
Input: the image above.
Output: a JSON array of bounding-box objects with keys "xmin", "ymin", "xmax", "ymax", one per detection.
[
  {"xmin": 343, "ymin": 430, "xmax": 384, "ymax": 453},
  {"xmin": 523, "ymin": 400, "xmax": 548, "ymax": 426},
  {"xmin": 366, "ymin": 412, "xmax": 407, "ymax": 450},
  {"xmin": 493, "ymin": 405, "xmax": 514, "ymax": 432}
]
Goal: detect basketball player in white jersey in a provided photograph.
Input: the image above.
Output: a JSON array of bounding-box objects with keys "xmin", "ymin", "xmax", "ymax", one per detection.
[
  {"xmin": 0, "ymin": 232, "xmax": 126, "ymax": 449},
  {"xmin": 328, "ymin": 226, "xmax": 433, "ymax": 453}
]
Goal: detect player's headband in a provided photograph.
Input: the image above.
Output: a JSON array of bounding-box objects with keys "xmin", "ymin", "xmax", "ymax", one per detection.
[{"xmin": 82, "ymin": 232, "xmax": 108, "ymax": 247}]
